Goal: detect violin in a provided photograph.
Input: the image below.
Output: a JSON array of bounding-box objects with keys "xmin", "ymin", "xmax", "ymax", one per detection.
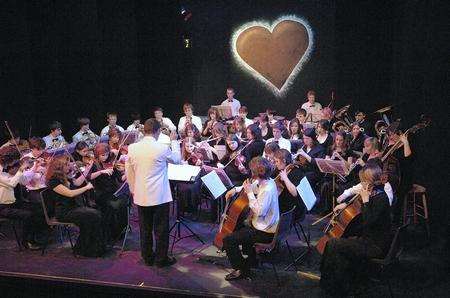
[{"xmin": 274, "ymin": 162, "xmax": 299, "ymax": 195}]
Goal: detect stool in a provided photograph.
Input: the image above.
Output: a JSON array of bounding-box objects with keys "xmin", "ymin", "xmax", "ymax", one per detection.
[{"xmin": 403, "ymin": 184, "xmax": 430, "ymax": 238}]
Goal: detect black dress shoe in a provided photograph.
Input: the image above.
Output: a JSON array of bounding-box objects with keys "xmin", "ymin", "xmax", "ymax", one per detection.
[
  {"xmin": 155, "ymin": 256, "xmax": 177, "ymax": 268},
  {"xmin": 225, "ymin": 269, "xmax": 249, "ymax": 281},
  {"xmin": 22, "ymin": 241, "xmax": 41, "ymax": 250}
]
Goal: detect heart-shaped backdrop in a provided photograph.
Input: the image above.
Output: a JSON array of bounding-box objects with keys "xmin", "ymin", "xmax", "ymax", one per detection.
[{"xmin": 231, "ymin": 16, "xmax": 313, "ymax": 97}]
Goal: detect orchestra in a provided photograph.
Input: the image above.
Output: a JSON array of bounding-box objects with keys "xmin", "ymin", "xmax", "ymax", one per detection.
[{"xmin": 1, "ymin": 88, "xmax": 428, "ymax": 291}]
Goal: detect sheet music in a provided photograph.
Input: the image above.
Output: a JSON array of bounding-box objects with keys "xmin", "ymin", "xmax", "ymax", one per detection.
[
  {"xmin": 214, "ymin": 145, "xmax": 226, "ymax": 160},
  {"xmin": 201, "ymin": 171, "xmax": 227, "ymax": 199},
  {"xmin": 315, "ymin": 158, "xmax": 349, "ymax": 176},
  {"xmin": 168, "ymin": 163, "xmax": 201, "ymax": 182},
  {"xmin": 211, "ymin": 105, "xmax": 233, "ymax": 119},
  {"xmin": 296, "ymin": 177, "xmax": 317, "ymax": 211},
  {"xmin": 201, "ymin": 165, "xmax": 233, "ymax": 188}
]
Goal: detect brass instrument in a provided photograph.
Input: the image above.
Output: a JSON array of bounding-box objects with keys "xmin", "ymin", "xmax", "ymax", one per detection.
[
  {"xmin": 374, "ymin": 120, "xmax": 388, "ymax": 151},
  {"xmin": 332, "ymin": 120, "xmax": 350, "ymax": 133},
  {"xmin": 333, "ymin": 105, "xmax": 353, "ymax": 126}
]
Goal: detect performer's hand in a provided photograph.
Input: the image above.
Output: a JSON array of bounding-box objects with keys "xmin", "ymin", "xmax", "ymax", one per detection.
[
  {"xmin": 85, "ymin": 182, "xmax": 94, "ymax": 190},
  {"xmin": 336, "ymin": 194, "xmax": 346, "ymax": 203},
  {"xmin": 399, "ymin": 134, "xmax": 408, "ymax": 145},
  {"xmin": 225, "ymin": 188, "xmax": 236, "ymax": 200},
  {"xmin": 102, "ymin": 168, "xmax": 114, "ymax": 176},
  {"xmin": 243, "ymin": 180, "xmax": 252, "ymax": 194},
  {"xmin": 333, "ymin": 203, "xmax": 347, "ymax": 213},
  {"xmin": 217, "ymin": 162, "xmax": 224, "ymax": 168},
  {"xmin": 279, "ymin": 169, "xmax": 288, "ymax": 182},
  {"xmin": 169, "ymin": 130, "xmax": 178, "ymax": 141},
  {"xmin": 360, "ymin": 183, "xmax": 371, "ymax": 203}
]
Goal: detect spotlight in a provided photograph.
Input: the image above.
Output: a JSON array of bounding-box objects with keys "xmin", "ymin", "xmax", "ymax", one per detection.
[{"xmin": 180, "ymin": 6, "xmax": 192, "ymax": 22}]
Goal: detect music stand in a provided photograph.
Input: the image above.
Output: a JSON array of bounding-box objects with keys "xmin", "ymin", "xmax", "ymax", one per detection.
[
  {"xmin": 113, "ymin": 182, "xmax": 132, "ymax": 253},
  {"xmin": 168, "ymin": 164, "xmax": 204, "ymax": 253},
  {"xmin": 211, "ymin": 105, "xmax": 233, "ymax": 120},
  {"xmin": 201, "ymin": 165, "xmax": 233, "ymax": 222},
  {"xmin": 315, "ymin": 158, "xmax": 349, "ymax": 209}
]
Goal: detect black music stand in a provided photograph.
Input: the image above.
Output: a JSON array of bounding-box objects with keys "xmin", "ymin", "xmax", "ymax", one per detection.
[
  {"xmin": 315, "ymin": 158, "xmax": 349, "ymax": 209},
  {"xmin": 113, "ymin": 182, "xmax": 133, "ymax": 253},
  {"xmin": 168, "ymin": 164, "xmax": 205, "ymax": 254}
]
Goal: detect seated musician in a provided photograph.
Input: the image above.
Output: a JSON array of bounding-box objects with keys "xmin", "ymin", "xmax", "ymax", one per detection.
[
  {"xmin": 349, "ymin": 122, "xmax": 367, "ymax": 154},
  {"xmin": 231, "ymin": 117, "xmax": 247, "ymax": 141},
  {"xmin": 288, "ymin": 118, "xmax": 303, "ymax": 141},
  {"xmin": 301, "ymin": 90, "xmax": 322, "ymax": 122},
  {"xmin": 258, "ymin": 114, "xmax": 273, "ymax": 141},
  {"xmin": 316, "ymin": 120, "xmax": 333, "ymax": 152},
  {"xmin": 100, "ymin": 112, "xmax": 125, "ymax": 137},
  {"xmin": 0, "ymin": 147, "xmax": 39, "ymax": 249},
  {"xmin": 296, "ymin": 128, "xmax": 326, "ymax": 186},
  {"xmin": 89, "ymin": 143, "xmax": 128, "ymax": 241},
  {"xmin": 126, "ymin": 112, "xmax": 144, "ymax": 141},
  {"xmin": 273, "ymin": 149, "xmax": 307, "ymax": 219},
  {"xmin": 1, "ymin": 128, "xmax": 28, "ymax": 150},
  {"xmin": 177, "ymin": 103, "xmax": 203, "ymax": 136},
  {"xmin": 45, "ymin": 156, "xmax": 107, "ymax": 257},
  {"xmin": 202, "ymin": 107, "xmax": 221, "ymax": 137},
  {"xmin": 221, "ymin": 87, "xmax": 241, "ymax": 118},
  {"xmin": 266, "ymin": 122, "xmax": 291, "ymax": 153},
  {"xmin": 222, "ymin": 157, "xmax": 279, "ymax": 281},
  {"xmin": 181, "ymin": 123, "xmax": 201, "ymax": 142},
  {"xmin": 320, "ymin": 164, "xmax": 392, "ymax": 297},
  {"xmin": 263, "ymin": 141, "xmax": 280, "ymax": 165},
  {"xmin": 320, "ymin": 107, "xmax": 334, "ymax": 129},
  {"xmin": 42, "ymin": 121, "xmax": 67, "ymax": 150},
  {"xmin": 72, "ymin": 117, "xmax": 99, "ymax": 148},
  {"xmin": 242, "ymin": 124, "xmax": 266, "ymax": 166},
  {"xmin": 217, "ymin": 134, "xmax": 247, "ymax": 186},
  {"xmin": 153, "ymin": 107, "xmax": 177, "ymax": 132},
  {"xmin": 238, "ymin": 106, "xmax": 253, "ymax": 127},
  {"xmin": 108, "ymin": 127, "xmax": 122, "ymax": 157},
  {"xmin": 266, "ymin": 109, "xmax": 276, "ymax": 125},
  {"xmin": 295, "ymin": 108, "xmax": 308, "ymax": 124}
]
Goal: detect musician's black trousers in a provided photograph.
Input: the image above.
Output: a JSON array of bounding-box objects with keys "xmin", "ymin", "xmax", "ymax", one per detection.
[
  {"xmin": 320, "ymin": 237, "xmax": 383, "ymax": 297},
  {"xmin": 137, "ymin": 203, "xmax": 169, "ymax": 264},
  {"xmin": 223, "ymin": 226, "xmax": 273, "ymax": 273}
]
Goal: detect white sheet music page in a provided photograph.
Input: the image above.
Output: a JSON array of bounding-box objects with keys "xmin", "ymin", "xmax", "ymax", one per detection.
[
  {"xmin": 168, "ymin": 163, "xmax": 201, "ymax": 182},
  {"xmin": 296, "ymin": 177, "xmax": 317, "ymax": 211},
  {"xmin": 201, "ymin": 171, "xmax": 227, "ymax": 199}
]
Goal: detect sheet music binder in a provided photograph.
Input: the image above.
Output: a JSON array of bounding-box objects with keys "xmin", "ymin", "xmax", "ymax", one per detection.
[
  {"xmin": 296, "ymin": 177, "xmax": 317, "ymax": 211},
  {"xmin": 168, "ymin": 163, "xmax": 201, "ymax": 182},
  {"xmin": 201, "ymin": 171, "xmax": 227, "ymax": 200},
  {"xmin": 315, "ymin": 158, "xmax": 349, "ymax": 176},
  {"xmin": 201, "ymin": 165, "xmax": 233, "ymax": 188}
]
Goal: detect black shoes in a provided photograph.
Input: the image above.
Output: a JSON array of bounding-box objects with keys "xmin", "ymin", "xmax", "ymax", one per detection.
[
  {"xmin": 225, "ymin": 269, "xmax": 250, "ymax": 281},
  {"xmin": 22, "ymin": 241, "xmax": 41, "ymax": 250},
  {"xmin": 155, "ymin": 256, "xmax": 177, "ymax": 268}
]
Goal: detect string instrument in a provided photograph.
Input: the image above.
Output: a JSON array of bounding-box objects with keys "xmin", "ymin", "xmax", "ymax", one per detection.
[
  {"xmin": 274, "ymin": 162, "xmax": 299, "ymax": 195},
  {"xmin": 315, "ymin": 184, "xmax": 374, "ymax": 254},
  {"xmin": 214, "ymin": 179, "xmax": 253, "ymax": 250}
]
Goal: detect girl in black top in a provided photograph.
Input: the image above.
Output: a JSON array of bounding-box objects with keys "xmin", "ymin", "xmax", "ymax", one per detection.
[
  {"xmin": 320, "ymin": 164, "xmax": 392, "ymax": 297},
  {"xmin": 242, "ymin": 124, "xmax": 266, "ymax": 168},
  {"xmin": 316, "ymin": 120, "xmax": 334, "ymax": 152},
  {"xmin": 218, "ymin": 134, "xmax": 247, "ymax": 186},
  {"xmin": 89, "ymin": 143, "xmax": 128, "ymax": 242},
  {"xmin": 259, "ymin": 114, "xmax": 273, "ymax": 141},
  {"xmin": 349, "ymin": 122, "xmax": 367, "ymax": 154},
  {"xmin": 45, "ymin": 156, "xmax": 106, "ymax": 257}
]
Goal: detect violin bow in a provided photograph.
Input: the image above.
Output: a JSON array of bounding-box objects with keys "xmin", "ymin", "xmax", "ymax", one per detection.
[{"xmin": 4, "ymin": 121, "xmax": 23, "ymax": 157}]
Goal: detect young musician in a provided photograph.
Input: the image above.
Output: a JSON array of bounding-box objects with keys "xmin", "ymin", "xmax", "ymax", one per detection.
[
  {"xmin": 22, "ymin": 137, "xmax": 48, "ymax": 204},
  {"xmin": 0, "ymin": 147, "xmax": 38, "ymax": 249},
  {"xmin": 273, "ymin": 149, "xmax": 307, "ymax": 219},
  {"xmin": 42, "ymin": 121, "xmax": 67, "ymax": 149},
  {"xmin": 288, "ymin": 118, "xmax": 303, "ymax": 141},
  {"xmin": 259, "ymin": 114, "xmax": 273, "ymax": 141},
  {"xmin": 296, "ymin": 128, "xmax": 326, "ymax": 185},
  {"xmin": 316, "ymin": 120, "xmax": 333, "ymax": 152},
  {"xmin": 177, "ymin": 103, "xmax": 202, "ymax": 135},
  {"xmin": 221, "ymin": 87, "xmax": 241, "ymax": 117},
  {"xmin": 320, "ymin": 164, "xmax": 392, "ymax": 297},
  {"xmin": 238, "ymin": 106, "xmax": 253, "ymax": 127},
  {"xmin": 202, "ymin": 107, "xmax": 221, "ymax": 137},
  {"xmin": 89, "ymin": 143, "xmax": 128, "ymax": 241},
  {"xmin": 266, "ymin": 122, "xmax": 291, "ymax": 152},
  {"xmin": 217, "ymin": 134, "xmax": 247, "ymax": 186},
  {"xmin": 231, "ymin": 117, "xmax": 247, "ymax": 141},
  {"xmin": 100, "ymin": 112, "xmax": 125, "ymax": 137},
  {"xmin": 45, "ymin": 156, "xmax": 107, "ymax": 257},
  {"xmin": 126, "ymin": 112, "xmax": 144, "ymax": 141},
  {"xmin": 222, "ymin": 157, "xmax": 279, "ymax": 280},
  {"xmin": 263, "ymin": 142, "xmax": 280, "ymax": 165},
  {"xmin": 355, "ymin": 110, "xmax": 372, "ymax": 136},
  {"xmin": 72, "ymin": 117, "xmax": 99, "ymax": 148},
  {"xmin": 320, "ymin": 107, "xmax": 334, "ymax": 128},
  {"xmin": 108, "ymin": 127, "xmax": 122, "ymax": 157},
  {"xmin": 349, "ymin": 122, "xmax": 367, "ymax": 154},
  {"xmin": 266, "ymin": 109, "xmax": 277, "ymax": 125},
  {"xmin": 1, "ymin": 128, "xmax": 28, "ymax": 150},
  {"xmin": 296, "ymin": 108, "xmax": 308, "ymax": 124},
  {"xmin": 125, "ymin": 119, "xmax": 180, "ymax": 267},
  {"xmin": 301, "ymin": 90, "xmax": 322, "ymax": 122},
  {"xmin": 153, "ymin": 107, "xmax": 176, "ymax": 132},
  {"xmin": 242, "ymin": 124, "xmax": 266, "ymax": 168},
  {"xmin": 182, "ymin": 123, "xmax": 201, "ymax": 141}
]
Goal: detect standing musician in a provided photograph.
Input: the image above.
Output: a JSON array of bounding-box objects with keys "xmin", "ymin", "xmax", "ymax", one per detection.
[
  {"xmin": 320, "ymin": 164, "xmax": 392, "ymax": 297},
  {"xmin": 238, "ymin": 106, "xmax": 253, "ymax": 127},
  {"xmin": 153, "ymin": 107, "xmax": 177, "ymax": 133},
  {"xmin": 125, "ymin": 119, "xmax": 180, "ymax": 267},
  {"xmin": 100, "ymin": 112, "xmax": 124, "ymax": 137},
  {"xmin": 222, "ymin": 157, "xmax": 279, "ymax": 281},
  {"xmin": 72, "ymin": 117, "xmax": 99, "ymax": 148},
  {"xmin": 273, "ymin": 149, "xmax": 307, "ymax": 219},
  {"xmin": 42, "ymin": 121, "xmax": 67, "ymax": 150},
  {"xmin": 0, "ymin": 146, "xmax": 40, "ymax": 249},
  {"xmin": 349, "ymin": 122, "xmax": 367, "ymax": 154},
  {"xmin": 45, "ymin": 156, "xmax": 107, "ymax": 257},
  {"xmin": 266, "ymin": 122, "xmax": 291, "ymax": 153},
  {"xmin": 221, "ymin": 87, "xmax": 241, "ymax": 118},
  {"xmin": 89, "ymin": 143, "xmax": 128, "ymax": 241},
  {"xmin": 177, "ymin": 103, "xmax": 203, "ymax": 136},
  {"xmin": 301, "ymin": 90, "xmax": 322, "ymax": 122},
  {"xmin": 202, "ymin": 107, "xmax": 221, "ymax": 137}
]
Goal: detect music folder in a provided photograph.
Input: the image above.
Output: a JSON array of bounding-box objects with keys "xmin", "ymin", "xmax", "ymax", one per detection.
[
  {"xmin": 296, "ymin": 177, "xmax": 317, "ymax": 211},
  {"xmin": 201, "ymin": 165, "xmax": 233, "ymax": 188},
  {"xmin": 315, "ymin": 158, "xmax": 349, "ymax": 176},
  {"xmin": 168, "ymin": 163, "xmax": 201, "ymax": 182},
  {"xmin": 211, "ymin": 105, "xmax": 233, "ymax": 120},
  {"xmin": 201, "ymin": 171, "xmax": 227, "ymax": 200}
]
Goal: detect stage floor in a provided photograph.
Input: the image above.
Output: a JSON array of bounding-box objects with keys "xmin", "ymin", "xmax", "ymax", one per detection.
[{"xmin": 0, "ymin": 206, "xmax": 448, "ymax": 297}]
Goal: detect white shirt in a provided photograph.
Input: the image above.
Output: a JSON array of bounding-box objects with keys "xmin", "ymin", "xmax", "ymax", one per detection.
[
  {"xmin": 221, "ymin": 98, "xmax": 241, "ymax": 117},
  {"xmin": 100, "ymin": 125, "xmax": 125, "ymax": 137},
  {"xmin": 243, "ymin": 117, "xmax": 253, "ymax": 127},
  {"xmin": 301, "ymin": 102, "xmax": 322, "ymax": 122},
  {"xmin": 246, "ymin": 179, "xmax": 280, "ymax": 233},
  {"xmin": 266, "ymin": 137, "xmax": 291, "ymax": 152},
  {"xmin": 177, "ymin": 115, "xmax": 203, "ymax": 134},
  {"xmin": 125, "ymin": 136, "xmax": 181, "ymax": 207},
  {"xmin": 72, "ymin": 129, "xmax": 99, "ymax": 146},
  {"xmin": 42, "ymin": 134, "xmax": 67, "ymax": 149},
  {"xmin": 0, "ymin": 170, "xmax": 27, "ymax": 204},
  {"xmin": 158, "ymin": 117, "xmax": 177, "ymax": 132},
  {"xmin": 340, "ymin": 182, "xmax": 394, "ymax": 206}
]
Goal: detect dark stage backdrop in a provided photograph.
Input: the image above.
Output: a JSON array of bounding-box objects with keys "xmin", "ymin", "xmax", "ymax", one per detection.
[{"xmin": 0, "ymin": 1, "xmax": 448, "ymax": 226}]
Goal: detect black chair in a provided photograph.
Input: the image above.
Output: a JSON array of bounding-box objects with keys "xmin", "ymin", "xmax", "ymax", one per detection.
[
  {"xmin": 40, "ymin": 189, "xmax": 76, "ymax": 255},
  {"xmin": 254, "ymin": 207, "xmax": 297, "ymax": 286},
  {"xmin": 0, "ymin": 216, "xmax": 22, "ymax": 250},
  {"xmin": 368, "ymin": 224, "xmax": 409, "ymax": 298}
]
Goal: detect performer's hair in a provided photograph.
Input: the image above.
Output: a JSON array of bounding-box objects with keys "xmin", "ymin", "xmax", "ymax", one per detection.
[
  {"xmin": 144, "ymin": 118, "xmax": 161, "ymax": 135},
  {"xmin": 249, "ymin": 157, "xmax": 273, "ymax": 179}
]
